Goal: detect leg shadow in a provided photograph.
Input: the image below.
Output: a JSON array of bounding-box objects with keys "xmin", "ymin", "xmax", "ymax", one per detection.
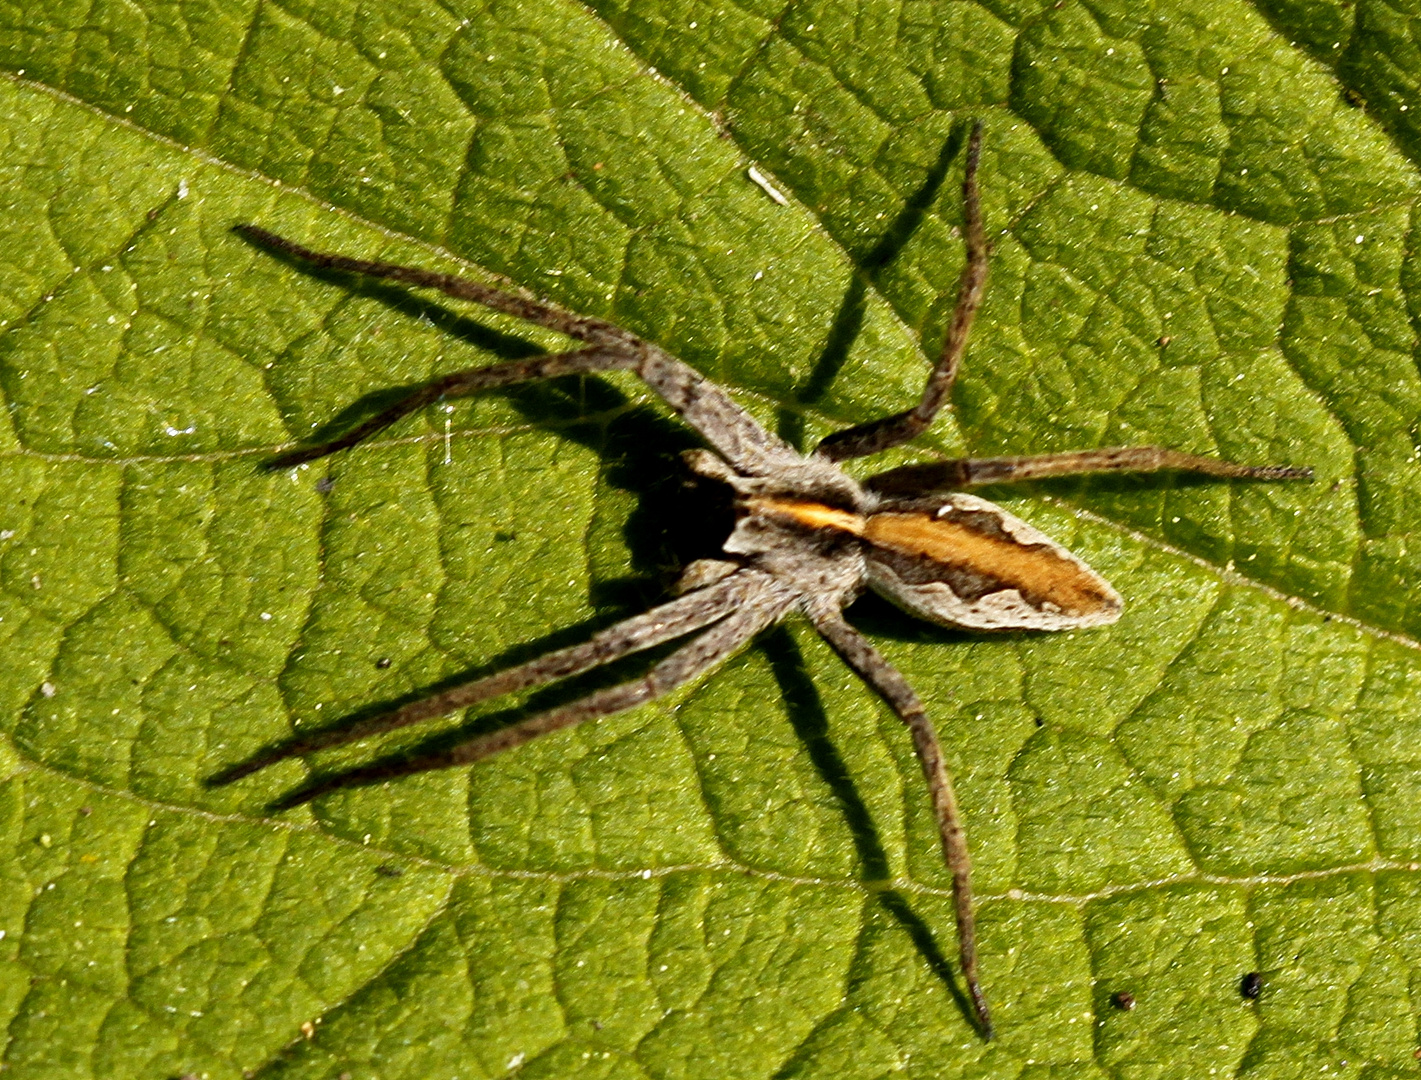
[
  {"xmin": 779, "ymin": 122, "xmax": 973, "ymax": 449},
  {"xmin": 224, "ymin": 236, "xmax": 746, "ymax": 800},
  {"xmin": 759, "ymin": 625, "xmax": 977, "ymax": 1029}
]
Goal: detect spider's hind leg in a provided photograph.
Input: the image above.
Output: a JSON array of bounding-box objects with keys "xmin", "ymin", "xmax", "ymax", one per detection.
[{"xmin": 865, "ymin": 446, "xmax": 1313, "ymax": 497}]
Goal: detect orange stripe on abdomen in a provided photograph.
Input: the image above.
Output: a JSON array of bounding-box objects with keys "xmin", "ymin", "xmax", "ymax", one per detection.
[{"xmin": 863, "ymin": 512, "xmax": 1114, "ymax": 615}]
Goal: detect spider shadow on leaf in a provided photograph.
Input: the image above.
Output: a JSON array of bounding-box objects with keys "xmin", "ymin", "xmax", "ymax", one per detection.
[
  {"xmin": 227, "ymin": 302, "xmax": 741, "ymax": 779},
  {"xmin": 226, "ymin": 227, "xmax": 989, "ymax": 1014},
  {"xmin": 759, "ymin": 626, "xmax": 981, "ymax": 1027},
  {"xmin": 224, "ymin": 149, "xmax": 1000, "ymax": 1023},
  {"xmin": 780, "ymin": 121, "xmax": 972, "ymax": 448}
]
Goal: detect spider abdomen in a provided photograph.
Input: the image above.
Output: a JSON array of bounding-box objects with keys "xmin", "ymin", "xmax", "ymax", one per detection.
[{"xmin": 864, "ymin": 493, "xmax": 1123, "ymax": 631}]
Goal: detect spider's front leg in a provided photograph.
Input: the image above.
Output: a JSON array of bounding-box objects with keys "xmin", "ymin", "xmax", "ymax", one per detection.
[
  {"xmin": 264, "ymin": 345, "xmax": 633, "ymax": 470},
  {"xmin": 265, "ymin": 580, "xmax": 794, "ymax": 810},
  {"xmin": 211, "ymin": 568, "xmax": 765, "ymax": 786},
  {"xmin": 236, "ymin": 225, "xmax": 797, "ymax": 475}
]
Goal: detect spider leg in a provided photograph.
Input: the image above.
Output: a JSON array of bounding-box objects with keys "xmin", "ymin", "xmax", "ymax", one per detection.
[
  {"xmin": 815, "ymin": 121, "xmax": 988, "ymax": 463},
  {"xmin": 271, "ymin": 582, "xmax": 794, "ymax": 810},
  {"xmin": 239, "ymin": 226, "xmax": 796, "ymax": 473},
  {"xmin": 806, "ymin": 602, "xmax": 993, "ymax": 1041},
  {"xmin": 865, "ymin": 446, "xmax": 1312, "ymax": 497},
  {"xmin": 235, "ymin": 224, "xmax": 627, "ymax": 345},
  {"xmin": 212, "ymin": 568, "xmax": 769, "ymax": 785},
  {"xmin": 266, "ymin": 345, "xmax": 628, "ymax": 469}
]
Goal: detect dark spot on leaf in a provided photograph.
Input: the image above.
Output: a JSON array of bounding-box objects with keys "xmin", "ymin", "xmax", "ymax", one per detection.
[
  {"xmin": 1240, "ymin": 971, "xmax": 1262, "ymax": 999},
  {"xmin": 1111, "ymin": 991, "xmax": 1135, "ymax": 1010},
  {"xmin": 375, "ymin": 657, "xmax": 392, "ymax": 669}
]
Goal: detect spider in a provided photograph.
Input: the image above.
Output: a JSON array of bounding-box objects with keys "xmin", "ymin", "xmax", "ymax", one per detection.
[{"xmin": 219, "ymin": 124, "xmax": 1310, "ymax": 1038}]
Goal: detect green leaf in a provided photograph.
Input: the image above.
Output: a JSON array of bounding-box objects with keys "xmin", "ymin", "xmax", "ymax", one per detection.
[{"xmin": 0, "ymin": 0, "xmax": 1419, "ymax": 1075}]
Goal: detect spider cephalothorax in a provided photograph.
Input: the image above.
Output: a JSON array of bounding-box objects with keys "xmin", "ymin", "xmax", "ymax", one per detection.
[{"xmin": 218, "ymin": 124, "xmax": 1308, "ymax": 1038}]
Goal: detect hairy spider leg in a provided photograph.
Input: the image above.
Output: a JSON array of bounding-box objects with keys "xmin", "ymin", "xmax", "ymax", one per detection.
[
  {"xmin": 213, "ymin": 568, "xmax": 768, "ymax": 784},
  {"xmin": 805, "ymin": 127, "xmax": 1310, "ymax": 492},
  {"xmin": 806, "ymin": 601, "xmax": 991, "ymax": 1039},
  {"xmin": 815, "ymin": 120, "xmax": 988, "ymax": 463},
  {"xmin": 237, "ymin": 225, "xmax": 797, "ymax": 474},
  {"xmin": 265, "ymin": 345, "xmax": 627, "ymax": 470},
  {"xmin": 270, "ymin": 583, "xmax": 795, "ymax": 810},
  {"xmin": 234, "ymin": 223, "xmax": 629, "ymax": 345},
  {"xmin": 866, "ymin": 447, "xmax": 1312, "ymax": 495}
]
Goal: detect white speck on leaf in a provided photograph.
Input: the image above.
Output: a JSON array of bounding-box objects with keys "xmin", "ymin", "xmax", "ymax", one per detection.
[{"xmin": 747, "ymin": 166, "xmax": 788, "ymax": 205}]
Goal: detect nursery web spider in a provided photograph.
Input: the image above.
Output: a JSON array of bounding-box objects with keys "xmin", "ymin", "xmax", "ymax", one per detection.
[{"xmin": 221, "ymin": 124, "xmax": 1310, "ymax": 1038}]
